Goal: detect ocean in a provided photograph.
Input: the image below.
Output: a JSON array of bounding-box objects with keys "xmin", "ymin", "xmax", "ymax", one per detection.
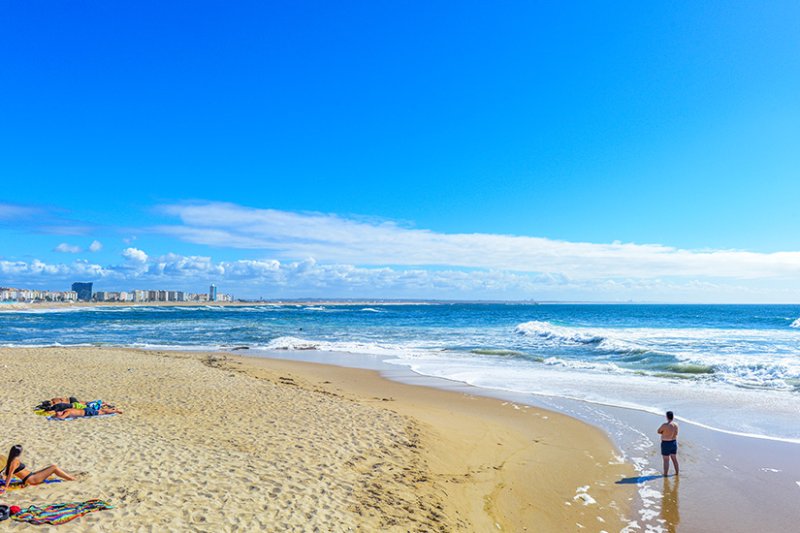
[{"xmin": 2, "ymin": 303, "xmax": 799, "ymax": 442}]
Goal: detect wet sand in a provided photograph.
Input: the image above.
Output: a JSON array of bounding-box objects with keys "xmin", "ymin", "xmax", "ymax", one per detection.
[{"xmin": 242, "ymin": 348, "xmax": 800, "ymax": 532}]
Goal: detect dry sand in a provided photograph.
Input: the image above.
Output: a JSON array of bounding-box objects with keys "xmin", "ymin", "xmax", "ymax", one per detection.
[{"xmin": 0, "ymin": 347, "xmax": 633, "ymax": 531}]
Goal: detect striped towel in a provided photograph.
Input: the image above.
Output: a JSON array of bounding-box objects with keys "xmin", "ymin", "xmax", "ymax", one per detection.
[
  {"xmin": 47, "ymin": 414, "xmax": 117, "ymax": 421},
  {"xmin": 11, "ymin": 499, "xmax": 113, "ymax": 525}
]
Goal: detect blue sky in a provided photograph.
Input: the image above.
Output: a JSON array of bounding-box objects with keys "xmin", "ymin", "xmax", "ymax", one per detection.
[{"xmin": 1, "ymin": 2, "xmax": 799, "ymax": 301}]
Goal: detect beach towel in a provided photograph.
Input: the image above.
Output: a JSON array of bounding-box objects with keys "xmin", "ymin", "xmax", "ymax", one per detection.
[
  {"xmin": 47, "ymin": 414, "xmax": 117, "ymax": 421},
  {"xmin": 2, "ymin": 478, "xmax": 62, "ymax": 492},
  {"xmin": 34, "ymin": 403, "xmax": 87, "ymax": 415},
  {"xmin": 11, "ymin": 499, "xmax": 113, "ymax": 525}
]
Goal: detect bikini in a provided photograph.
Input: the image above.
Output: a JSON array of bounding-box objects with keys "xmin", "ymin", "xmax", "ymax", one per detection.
[{"xmin": 13, "ymin": 462, "xmax": 32, "ymax": 485}]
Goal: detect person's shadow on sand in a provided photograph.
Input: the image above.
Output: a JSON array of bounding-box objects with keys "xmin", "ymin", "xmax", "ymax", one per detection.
[{"xmin": 615, "ymin": 474, "xmax": 663, "ymax": 484}]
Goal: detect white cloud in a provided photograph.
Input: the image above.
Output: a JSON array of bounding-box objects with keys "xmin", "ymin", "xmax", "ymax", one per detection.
[
  {"xmin": 4, "ymin": 201, "xmax": 800, "ymax": 302},
  {"xmin": 154, "ymin": 202, "xmax": 800, "ymax": 281},
  {"xmin": 122, "ymin": 247, "xmax": 148, "ymax": 263},
  {"xmin": 54, "ymin": 243, "xmax": 82, "ymax": 254},
  {"xmin": 89, "ymin": 240, "xmax": 103, "ymax": 252},
  {"xmin": 2, "ymin": 251, "xmax": 799, "ymax": 302},
  {"xmin": 0, "ymin": 258, "xmax": 107, "ymax": 279}
]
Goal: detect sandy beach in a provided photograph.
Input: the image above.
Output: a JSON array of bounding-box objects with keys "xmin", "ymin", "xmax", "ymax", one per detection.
[{"xmin": 0, "ymin": 347, "xmax": 633, "ymax": 531}]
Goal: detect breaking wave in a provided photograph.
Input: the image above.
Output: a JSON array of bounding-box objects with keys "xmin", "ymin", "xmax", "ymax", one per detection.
[
  {"xmin": 257, "ymin": 336, "xmax": 432, "ymax": 359},
  {"xmin": 514, "ymin": 321, "xmax": 605, "ymax": 344},
  {"xmin": 513, "ymin": 320, "xmax": 800, "ymax": 390}
]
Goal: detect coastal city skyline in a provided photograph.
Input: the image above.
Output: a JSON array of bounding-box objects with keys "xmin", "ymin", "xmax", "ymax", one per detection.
[{"xmin": 1, "ymin": 283, "xmax": 232, "ymax": 303}]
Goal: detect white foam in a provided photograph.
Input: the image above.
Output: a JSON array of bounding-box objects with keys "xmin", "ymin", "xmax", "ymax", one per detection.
[
  {"xmin": 0, "ymin": 342, "xmax": 96, "ymax": 348},
  {"xmin": 385, "ymin": 354, "xmax": 800, "ymax": 442},
  {"xmin": 0, "ymin": 306, "xmax": 105, "ymax": 314},
  {"xmin": 791, "ymin": 318, "xmax": 800, "ymax": 328},
  {"xmin": 127, "ymin": 342, "xmax": 224, "ymax": 352},
  {"xmin": 596, "ymin": 337, "xmax": 650, "ymax": 354},
  {"xmin": 513, "ymin": 320, "xmax": 800, "ymax": 390},
  {"xmin": 542, "ymin": 356, "xmax": 622, "ymax": 372},
  {"xmin": 257, "ymin": 336, "xmax": 436, "ymax": 359},
  {"xmin": 574, "ymin": 486, "xmax": 597, "ymax": 505},
  {"xmin": 515, "ymin": 321, "xmax": 604, "ymax": 344}
]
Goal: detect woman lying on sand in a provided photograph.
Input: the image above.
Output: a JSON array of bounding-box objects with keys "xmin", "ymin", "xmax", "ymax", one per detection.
[
  {"xmin": 40, "ymin": 398, "xmax": 119, "ymax": 416},
  {"xmin": 54, "ymin": 406, "xmax": 123, "ymax": 419},
  {"xmin": 1, "ymin": 444, "xmax": 76, "ymax": 493}
]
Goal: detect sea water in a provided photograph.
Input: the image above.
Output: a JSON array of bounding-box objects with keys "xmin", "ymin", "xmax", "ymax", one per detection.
[
  {"xmin": 6, "ymin": 302, "xmax": 799, "ymax": 530},
  {"xmin": 2, "ymin": 303, "xmax": 799, "ymax": 441}
]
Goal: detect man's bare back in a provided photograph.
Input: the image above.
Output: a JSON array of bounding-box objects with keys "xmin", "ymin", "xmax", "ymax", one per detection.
[{"xmin": 658, "ymin": 421, "xmax": 678, "ymax": 441}]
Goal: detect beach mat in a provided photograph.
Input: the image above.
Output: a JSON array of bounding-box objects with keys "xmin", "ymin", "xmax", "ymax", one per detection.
[
  {"xmin": 3, "ymin": 479, "xmax": 62, "ymax": 492},
  {"xmin": 47, "ymin": 414, "xmax": 117, "ymax": 421},
  {"xmin": 11, "ymin": 499, "xmax": 113, "ymax": 525}
]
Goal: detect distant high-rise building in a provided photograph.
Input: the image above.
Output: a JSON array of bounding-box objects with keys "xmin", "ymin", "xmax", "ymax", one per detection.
[
  {"xmin": 209, "ymin": 284, "xmax": 217, "ymax": 302},
  {"xmin": 71, "ymin": 282, "xmax": 93, "ymax": 302}
]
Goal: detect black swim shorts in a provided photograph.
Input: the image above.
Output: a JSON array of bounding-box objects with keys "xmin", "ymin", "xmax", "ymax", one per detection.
[{"xmin": 660, "ymin": 439, "xmax": 677, "ymax": 456}]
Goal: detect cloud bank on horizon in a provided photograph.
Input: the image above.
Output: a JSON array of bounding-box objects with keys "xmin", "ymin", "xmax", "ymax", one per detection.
[
  {"xmin": 1, "ymin": 201, "xmax": 799, "ymax": 302},
  {"xmin": 156, "ymin": 202, "xmax": 800, "ymax": 280}
]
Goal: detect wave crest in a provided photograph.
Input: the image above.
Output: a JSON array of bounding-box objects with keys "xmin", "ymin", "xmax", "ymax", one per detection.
[
  {"xmin": 662, "ymin": 363, "xmax": 715, "ymax": 375},
  {"xmin": 264, "ymin": 336, "xmax": 321, "ymax": 350},
  {"xmin": 258, "ymin": 336, "xmax": 430, "ymax": 359},
  {"xmin": 515, "ymin": 321, "xmax": 604, "ymax": 344}
]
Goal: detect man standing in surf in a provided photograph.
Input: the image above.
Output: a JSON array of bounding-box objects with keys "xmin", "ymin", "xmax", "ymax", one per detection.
[{"xmin": 658, "ymin": 411, "xmax": 680, "ymax": 476}]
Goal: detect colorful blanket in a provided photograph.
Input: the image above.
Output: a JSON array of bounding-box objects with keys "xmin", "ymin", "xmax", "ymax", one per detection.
[
  {"xmin": 11, "ymin": 499, "xmax": 113, "ymax": 525},
  {"xmin": 47, "ymin": 414, "xmax": 117, "ymax": 421},
  {"xmin": 3, "ymin": 478, "xmax": 62, "ymax": 492}
]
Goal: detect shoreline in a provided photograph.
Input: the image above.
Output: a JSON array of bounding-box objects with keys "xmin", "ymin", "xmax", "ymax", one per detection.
[
  {"xmin": 0, "ymin": 301, "xmax": 477, "ymax": 309},
  {"xmin": 226, "ymin": 352, "xmax": 637, "ymax": 531},
  {"xmin": 237, "ymin": 348, "xmax": 800, "ymax": 532},
  {"xmin": 0, "ymin": 346, "xmax": 634, "ymax": 531}
]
